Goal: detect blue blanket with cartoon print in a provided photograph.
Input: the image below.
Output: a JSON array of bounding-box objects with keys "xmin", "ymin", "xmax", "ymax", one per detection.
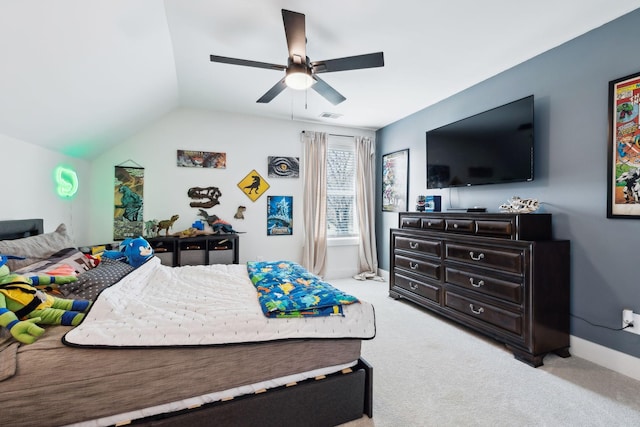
[{"xmin": 246, "ymin": 260, "xmax": 359, "ymax": 318}]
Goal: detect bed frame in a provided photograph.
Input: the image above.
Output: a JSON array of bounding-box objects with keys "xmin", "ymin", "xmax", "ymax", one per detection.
[{"xmin": 0, "ymin": 219, "xmax": 373, "ymax": 426}]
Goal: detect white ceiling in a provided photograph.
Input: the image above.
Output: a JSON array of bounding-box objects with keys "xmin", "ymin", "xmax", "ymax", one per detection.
[{"xmin": 2, "ymin": 0, "xmax": 639, "ymax": 159}]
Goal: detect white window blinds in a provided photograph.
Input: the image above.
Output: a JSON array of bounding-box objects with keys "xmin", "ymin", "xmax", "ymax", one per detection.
[{"xmin": 326, "ymin": 137, "xmax": 358, "ymax": 238}]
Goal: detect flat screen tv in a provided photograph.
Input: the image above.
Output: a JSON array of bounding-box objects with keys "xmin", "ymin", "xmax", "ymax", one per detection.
[{"xmin": 426, "ymin": 95, "xmax": 534, "ymax": 189}]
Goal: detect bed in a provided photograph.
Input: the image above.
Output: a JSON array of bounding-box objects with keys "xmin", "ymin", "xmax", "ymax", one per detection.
[{"xmin": 0, "ymin": 219, "xmax": 375, "ymax": 427}]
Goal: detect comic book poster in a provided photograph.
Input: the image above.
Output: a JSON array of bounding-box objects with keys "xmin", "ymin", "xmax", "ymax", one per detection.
[
  {"xmin": 267, "ymin": 196, "xmax": 293, "ymax": 235},
  {"xmin": 114, "ymin": 166, "xmax": 144, "ymax": 239},
  {"xmin": 609, "ymin": 73, "xmax": 640, "ymax": 218}
]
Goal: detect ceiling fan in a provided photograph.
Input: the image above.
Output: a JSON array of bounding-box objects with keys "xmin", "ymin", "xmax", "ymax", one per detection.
[{"xmin": 209, "ymin": 9, "xmax": 384, "ymax": 105}]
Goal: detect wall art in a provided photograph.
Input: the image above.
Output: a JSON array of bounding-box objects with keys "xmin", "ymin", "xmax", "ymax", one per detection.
[
  {"xmin": 608, "ymin": 71, "xmax": 640, "ymax": 218},
  {"xmin": 267, "ymin": 195, "xmax": 293, "ymax": 235},
  {"xmin": 114, "ymin": 165, "xmax": 144, "ymax": 239},
  {"xmin": 237, "ymin": 169, "xmax": 270, "ymax": 201},
  {"xmin": 177, "ymin": 150, "xmax": 226, "ymax": 169},
  {"xmin": 187, "ymin": 186, "xmax": 222, "ymax": 208},
  {"xmin": 268, "ymin": 156, "xmax": 300, "ymax": 178},
  {"xmin": 382, "ymin": 149, "xmax": 409, "ymax": 212}
]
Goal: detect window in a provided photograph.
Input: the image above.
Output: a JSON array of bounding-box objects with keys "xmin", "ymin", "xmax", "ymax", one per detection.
[{"xmin": 326, "ymin": 136, "xmax": 358, "ymax": 241}]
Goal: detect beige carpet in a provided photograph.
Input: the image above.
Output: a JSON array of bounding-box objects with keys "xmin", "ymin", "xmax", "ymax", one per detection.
[{"xmin": 333, "ymin": 277, "xmax": 640, "ymax": 427}]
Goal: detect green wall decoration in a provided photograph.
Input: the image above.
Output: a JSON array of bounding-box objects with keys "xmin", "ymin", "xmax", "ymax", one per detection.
[{"xmin": 54, "ymin": 166, "xmax": 78, "ymax": 198}]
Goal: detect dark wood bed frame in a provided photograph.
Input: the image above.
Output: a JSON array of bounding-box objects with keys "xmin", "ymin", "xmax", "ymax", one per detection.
[{"xmin": 0, "ymin": 219, "xmax": 373, "ymax": 427}]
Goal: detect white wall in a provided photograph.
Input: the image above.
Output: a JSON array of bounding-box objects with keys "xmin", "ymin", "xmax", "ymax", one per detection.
[
  {"xmin": 0, "ymin": 133, "xmax": 91, "ymax": 243},
  {"xmin": 88, "ymin": 108, "xmax": 374, "ymax": 276}
]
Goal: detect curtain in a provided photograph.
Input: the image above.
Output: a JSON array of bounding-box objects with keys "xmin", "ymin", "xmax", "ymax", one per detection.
[
  {"xmin": 301, "ymin": 131, "xmax": 328, "ymax": 276},
  {"xmin": 353, "ymin": 136, "xmax": 383, "ymax": 281}
]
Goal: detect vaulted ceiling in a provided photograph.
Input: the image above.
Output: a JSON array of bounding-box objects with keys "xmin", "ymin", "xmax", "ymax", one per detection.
[{"xmin": 2, "ymin": 0, "xmax": 639, "ymax": 159}]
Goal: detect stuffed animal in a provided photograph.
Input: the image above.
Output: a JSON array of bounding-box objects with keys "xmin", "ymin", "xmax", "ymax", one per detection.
[
  {"xmin": 102, "ymin": 237, "xmax": 154, "ymax": 268},
  {"xmin": 0, "ymin": 254, "xmax": 91, "ymax": 344}
]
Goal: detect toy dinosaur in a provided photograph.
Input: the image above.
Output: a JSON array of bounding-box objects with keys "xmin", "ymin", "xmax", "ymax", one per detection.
[
  {"xmin": 0, "ymin": 254, "xmax": 90, "ymax": 344},
  {"xmin": 157, "ymin": 215, "xmax": 179, "ymax": 236},
  {"xmin": 198, "ymin": 210, "xmax": 241, "ymax": 234}
]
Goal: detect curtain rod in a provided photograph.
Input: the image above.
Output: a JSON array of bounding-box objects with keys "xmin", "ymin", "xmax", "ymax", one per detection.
[{"xmin": 302, "ymin": 130, "xmax": 354, "ymax": 138}]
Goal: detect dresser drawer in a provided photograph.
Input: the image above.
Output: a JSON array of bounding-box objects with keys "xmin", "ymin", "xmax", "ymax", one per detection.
[
  {"xmin": 400, "ymin": 216, "xmax": 422, "ymax": 228},
  {"xmin": 475, "ymin": 220, "xmax": 513, "ymax": 237},
  {"xmin": 445, "ymin": 267, "xmax": 523, "ymax": 304},
  {"xmin": 421, "ymin": 217, "xmax": 445, "ymax": 231},
  {"xmin": 394, "ymin": 254, "xmax": 441, "ymax": 280},
  {"xmin": 394, "ymin": 273, "xmax": 441, "ymax": 303},
  {"xmin": 445, "ymin": 291, "xmax": 523, "ymax": 335},
  {"xmin": 445, "ymin": 219, "xmax": 474, "ymax": 233},
  {"xmin": 445, "ymin": 243, "xmax": 524, "ymax": 274},
  {"xmin": 394, "ymin": 235, "xmax": 441, "ymax": 258}
]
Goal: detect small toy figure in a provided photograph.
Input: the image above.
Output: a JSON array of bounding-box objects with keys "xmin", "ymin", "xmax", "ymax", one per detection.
[
  {"xmin": 499, "ymin": 196, "xmax": 540, "ymax": 213},
  {"xmin": 157, "ymin": 215, "xmax": 179, "ymax": 236},
  {"xmin": 144, "ymin": 219, "xmax": 158, "ymax": 238},
  {"xmin": 234, "ymin": 206, "xmax": 246, "ymax": 219},
  {"xmin": 0, "ymin": 254, "xmax": 90, "ymax": 344},
  {"xmin": 198, "ymin": 209, "xmax": 240, "ymax": 233},
  {"xmin": 102, "ymin": 237, "xmax": 154, "ymax": 268}
]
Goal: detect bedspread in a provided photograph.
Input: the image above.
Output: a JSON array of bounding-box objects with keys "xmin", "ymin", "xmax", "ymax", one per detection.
[
  {"xmin": 247, "ymin": 260, "xmax": 358, "ymax": 317},
  {"xmin": 63, "ymin": 257, "xmax": 375, "ymax": 347}
]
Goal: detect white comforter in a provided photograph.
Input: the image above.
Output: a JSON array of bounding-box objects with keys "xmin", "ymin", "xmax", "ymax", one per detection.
[{"xmin": 63, "ymin": 257, "xmax": 376, "ymax": 347}]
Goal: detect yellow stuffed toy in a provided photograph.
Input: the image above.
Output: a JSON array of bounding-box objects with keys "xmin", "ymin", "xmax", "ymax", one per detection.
[{"xmin": 0, "ymin": 254, "xmax": 91, "ymax": 344}]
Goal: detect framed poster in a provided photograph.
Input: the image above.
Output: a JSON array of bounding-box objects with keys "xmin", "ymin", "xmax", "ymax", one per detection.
[
  {"xmin": 177, "ymin": 150, "xmax": 226, "ymax": 169},
  {"xmin": 382, "ymin": 149, "xmax": 409, "ymax": 212},
  {"xmin": 608, "ymin": 72, "xmax": 640, "ymax": 218},
  {"xmin": 267, "ymin": 195, "xmax": 293, "ymax": 235},
  {"xmin": 268, "ymin": 156, "xmax": 299, "ymax": 178}
]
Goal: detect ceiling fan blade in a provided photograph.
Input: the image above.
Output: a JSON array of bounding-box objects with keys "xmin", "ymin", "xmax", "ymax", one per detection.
[
  {"xmin": 311, "ymin": 52, "xmax": 384, "ymax": 73},
  {"xmin": 282, "ymin": 9, "xmax": 306, "ymax": 62},
  {"xmin": 311, "ymin": 75, "xmax": 346, "ymax": 105},
  {"xmin": 210, "ymin": 55, "xmax": 286, "ymax": 71},
  {"xmin": 257, "ymin": 78, "xmax": 287, "ymax": 103}
]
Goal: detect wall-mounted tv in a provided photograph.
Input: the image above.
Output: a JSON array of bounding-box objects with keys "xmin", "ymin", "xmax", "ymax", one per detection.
[{"xmin": 426, "ymin": 95, "xmax": 534, "ymax": 189}]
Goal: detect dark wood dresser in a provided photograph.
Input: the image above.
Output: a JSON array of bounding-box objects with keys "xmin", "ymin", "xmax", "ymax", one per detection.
[{"xmin": 389, "ymin": 212, "xmax": 570, "ymax": 367}]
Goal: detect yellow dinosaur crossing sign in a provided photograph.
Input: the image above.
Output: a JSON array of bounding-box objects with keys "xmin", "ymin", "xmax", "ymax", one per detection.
[{"xmin": 237, "ymin": 169, "xmax": 270, "ymax": 201}]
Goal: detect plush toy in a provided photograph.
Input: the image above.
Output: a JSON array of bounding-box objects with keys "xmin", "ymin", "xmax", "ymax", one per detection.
[
  {"xmin": 102, "ymin": 237, "xmax": 153, "ymax": 268},
  {"xmin": 0, "ymin": 254, "xmax": 91, "ymax": 344}
]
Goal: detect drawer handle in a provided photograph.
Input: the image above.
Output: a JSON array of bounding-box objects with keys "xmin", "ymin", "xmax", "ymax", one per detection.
[
  {"xmin": 453, "ymin": 223, "xmax": 459, "ymax": 229},
  {"xmin": 427, "ymin": 221, "xmax": 432, "ymax": 226},
  {"xmin": 469, "ymin": 251, "xmax": 485, "ymax": 261},
  {"xmin": 409, "ymin": 262, "xmax": 419, "ymax": 270},
  {"xmin": 469, "ymin": 304, "xmax": 485, "ymax": 315},
  {"xmin": 409, "ymin": 242, "xmax": 419, "ymax": 249},
  {"xmin": 469, "ymin": 278, "xmax": 485, "ymax": 288},
  {"xmin": 409, "ymin": 282, "xmax": 419, "ymax": 290}
]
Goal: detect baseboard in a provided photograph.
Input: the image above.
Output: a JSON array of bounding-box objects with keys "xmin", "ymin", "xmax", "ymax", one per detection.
[
  {"xmin": 570, "ymin": 335, "xmax": 640, "ymax": 381},
  {"xmin": 379, "ymin": 269, "xmax": 640, "ymax": 381}
]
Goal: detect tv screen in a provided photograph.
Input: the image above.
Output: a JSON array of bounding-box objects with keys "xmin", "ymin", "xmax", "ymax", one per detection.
[{"xmin": 426, "ymin": 95, "xmax": 534, "ymax": 189}]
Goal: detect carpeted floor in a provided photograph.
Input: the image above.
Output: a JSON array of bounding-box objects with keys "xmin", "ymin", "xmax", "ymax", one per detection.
[{"xmin": 333, "ymin": 277, "xmax": 640, "ymax": 427}]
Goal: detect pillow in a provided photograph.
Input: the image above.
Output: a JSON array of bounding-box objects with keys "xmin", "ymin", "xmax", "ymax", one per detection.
[
  {"xmin": 0, "ymin": 223, "xmax": 76, "ymax": 271},
  {"xmin": 13, "ymin": 247, "xmax": 96, "ymax": 276},
  {"xmin": 60, "ymin": 257, "xmax": 135, "ymax": 301}
]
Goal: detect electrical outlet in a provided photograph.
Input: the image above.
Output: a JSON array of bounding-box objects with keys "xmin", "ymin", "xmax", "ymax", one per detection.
[{"xmin": 622, "ymin": 309, "xmax": 640, "ymax": 335}]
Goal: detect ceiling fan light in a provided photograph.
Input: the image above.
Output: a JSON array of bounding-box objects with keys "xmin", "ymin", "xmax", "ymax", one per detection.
[{"xmin": 285, "ymin": 69, "xmax": 313, "ymax": 90}]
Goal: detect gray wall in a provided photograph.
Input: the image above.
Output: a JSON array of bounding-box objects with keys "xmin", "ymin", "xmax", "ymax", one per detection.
[{"xmin": 375, "ymin": 9, "xmax": 640, "ymax": 358}]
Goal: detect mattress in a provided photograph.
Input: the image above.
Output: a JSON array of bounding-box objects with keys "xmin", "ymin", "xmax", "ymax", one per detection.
[
  {"xmin": 1, "ymin": 326, "xmax": 362, "ymax": 427},
  {"xmin": 63, "ymin": 258, "xmax": 376, "ymax": 347}
]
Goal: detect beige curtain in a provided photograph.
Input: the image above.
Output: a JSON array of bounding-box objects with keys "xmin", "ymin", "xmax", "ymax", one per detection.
[
  {"xmin": 353, "ymin": 136, "xmax": 383, "ymax": 281},
  {"xmin": 301, "ymin": 131, "xmax": 328, "ymax": 276}
]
